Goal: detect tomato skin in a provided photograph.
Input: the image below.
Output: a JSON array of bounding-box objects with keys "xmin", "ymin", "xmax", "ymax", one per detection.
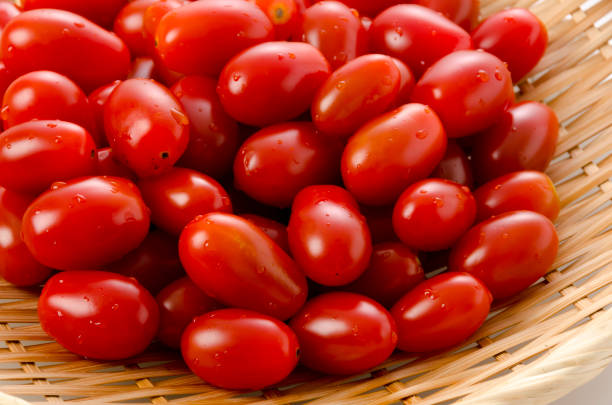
[
  {"xmin": 252, "ymin": 0, "xmax": 301, "ymax": 41},
  {"xmin": 22, "ymin": 176, "xmax": 150, "ymax": 270},
  {"xmin": 391, "ymin": 58, "xmax": 416, "ymax": 106},
  {"xmin": 218, "ymin": 41, "xmax": 331, "ymax": 127},
  {"xmin": 155, "ymin": 0, "xmax": 274, "ymax": 76},
  {"xmin": 472, "ymin": 8, "xmax": 547, "ymax": 83},
  {"xmin": 431, "ymin": 140, "xmax": 474, "ymax": 188},
  {"xmin": 311, "ymin": 54, "xmax": 401, "ymax": 138},
  {"xmin": 290, "ymin": 292, "xmax": 397, "ymax": 375},
  {"xmin": 113, "ymin": 0, "xmax": 156, "ymax": 57},
  {"xmin": 411, "ymin": 0, "xmax": 480, "ymax": 31},
  {"xmin": 128, "ymin": 57, "xmax": 155, "ymax": 80},
  {"xmin": 18, "ymin": 0, "xmax": 127, "ymax": 28},
  {"xmin": 0, "ymin": 120, "xmax": 96, "ymax": 195},
  {"xmin": 370, "ymin": 5, "xmax": 473, "ymax": 78},
  {"xmin": 393, "ymin": 179, "xmax": 476, "ymax": 251},
  {"xmin": 233, "ymin": 122, "xmax": 341, "ymax": 208},
  {"xmin": 241, "ymin": 214, "xmax": 290, "ymax": 253},
  {"xmin": 171, "ymin": 76, "xmax": 239, "ymax": 179},
  {"xmin": 449, "ymin": 210, "xmax": 558, "ymax": 299},
  {"xmin": 311, "ymin": 0, "xmax": 402, "ymax": 17},
  {"xmin": 179, "ymin": 213, "xmax": 308, "ymax": 320},
  {"xmin": 288, "ymin": 185, "xmax": 372, "ymax": 286},
  {"xmin": 341, "ymin": 103, "xmax": 447, "ymax": 206},
  {"xmin": 38, "ymin": 271, "xmax": 159, "ymax": 360},
  {"xmin": 143, "ymin": 0, "xmax": 185, "ymax": 39},
  {"xmin": 156, "ymin": 276, "xmax": 221, "ymax": 349},
  {"xmin": 182, "ymin": 308, "xmax": 300, "ymax": 390},
  {"xmin": 391, "ymin": 272, "xmax": 492, "ymax": 353},
  {"xmin": 138, "ymin": 167, "xmax": 233, "ymax": 236},
  {"xmin": 0, "ymin": 2, "xmax": 19, "ymax": 31},
  {"xmin": 95, "ymin": 148, "xmax": 137, "ymax": 182},
  {"xmin": 472, "ymin": 101, "xmax": 559, "ymax": 182},
  {"xmin": 360, "ymin": 205, "xmax": 398, "ymax": 244},
  {"xmin": 104, "ymin": 78, "xmax": 190, "ymax": 178},
  {"xmin": 88, "ymin": 81, "xmax": 120, "ymax": 148},
  {"xmin": 1, "ymin": 9, "xmax": 131, "ymax": 92},
  {"xmin": 0, "ymin": 61, "xmax": 16, "ymax": 102}
]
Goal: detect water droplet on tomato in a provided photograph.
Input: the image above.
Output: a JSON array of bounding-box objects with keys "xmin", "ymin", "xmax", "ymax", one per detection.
[
  {"xmin": 336, "ymin": 80, "xmax": 346, "ymax": 90},
  {"xmin": 111, "ymin": 304, "xmax": 119, "ymax": 311},
  {"xmin": 416, "ymin": 129, "xmax": 427, "ymax": 139},
  {"xmin": 433, "ymin": 197, "xmax": 444, "ymax": 207},
  {"xmin": 54, "ymin": 136, "xmax": 63, "ymax": 144},
  {"xmin": 494, "ymin": 70, "xmax": 503, "ymax": 81},
  {"xmin": 288, "ymin": 53, "xmax": 296, "ymax": 59},
  {"xmin": 170, "ymin": 108, "xmax": 189, "ymax": 125},
  {"xmin": 494, "ymin": 184, "xmax": 502, "ymax": 190},
  {"xmin": 46, "ymin": 122, "xmax": 57, "ymax": 128},
  {"xmin": 74, "ymin": 21, "xmax": 85, "ymax": 28},
  {"xmin": 476, "ymin": 70, "xmax": 490, "ymax": 82},
  {"xmin": 74, "ymin": 194, "xmax": 87, "ymax": 203},
  {"xmin": 56, "ymin": 310, "xmax": 63, "ymax": 318},
  {"xmin": 1, "ymin": 105, "xmax": 10, "ymax": 120}
]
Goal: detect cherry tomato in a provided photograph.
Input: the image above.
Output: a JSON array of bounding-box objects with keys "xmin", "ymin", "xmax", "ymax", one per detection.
[
  {"xmin": 411, "ymin": 0, "xmax": 480, "ymax": 31},
  {"xmin": 179, "ymin": 213, "xmax": 308, "ymax": 320},
  {"xmin": 393, "ymin": 179, "xmax": 476, "ymax": 251},
  {"xmin": 341, "ymin": 103, "xmax": 447, "ymax": 206},
  {"xmin": 1, "ymin": 9, "xmax": 131, "ymax": 91},
  {"xmin": 0, "ymin": 186, "xmax": 52, "ymax": 286},
  {"xmin": 290, "ymin": 292, "xmax": 397, "ymax": 375},
  {"xmin": 88, "ymin": 80, "xmax": 121, "ymax": 148},
  {"xmin": 311, "ymin": 54, "xmax": 401, "ymax": 138},
  {"xmin": 300, "ymin": 1, "xmax": 368, "ymax": 70},
  {"xmin": 138, "ymin": 167, "xmax": 233, "ymax": 236},
  {"xmin": 360, "ymin": 205, "xmax": 397, "ymax": 244},
  {"xmin": 449, "ymin": 210, "xmax": 558, "ymax": 299},
  {"xmin": 38, "ymin": 271, "xmax": 159, "ymax": 360},
  {"xmin": 155, "ymin": 0, "xmax": 274, "ymax": 76},
  {"xmin": 104, "ymin": 78, "xmax": 190, "ymax": 178},
  {"xmin": 182, "ymin": 309, "xmax": 300, "ymax": 390},
  {"xmin": 128, "ymin": 57, "xmax": 155, "ymax": 80},
  {"xmin": 391, "ymin": 58, "xmax": 416, "ymax": 106},
  {"xmin": 233, "ymin": 122, "xmax": 341, "ymax": 208},
  {"xmin": 218, "ymin": 41, "xmax": 330, "ymax": 127},
  {"xmin": 411, "ymin": 50, "xmax": 514, "ymax": 138},
  {"xmin": 18, "ymin": 0, "xmax": 127, "ymax": 28},
  {"xmin": 471, "ymin": 101, "xmax": 559, "ymax": 182},
  {"xmin": 370, "ymin": 5, "xmax": 473, "ymax": 78},
  {"xmin": 345, "ymin": 243, "xmax": 424, "ymax": 307},
  {"xmin": 95, "ymin": 148, "xmax": 137, "ymax": 181},
  {"xmin": 472, "ymin": 8, "xmax": 547, "ymax": 83},
  {"xmin": 171, "ymin": 76, "xmax": 239, "ymax": 179},
  {"xmin": 113, "ymin": 0, "xmax": 156, "ymax": 57},
  {"xmin": 252, "ymin": 0, "xmax": 301, "ymax": 41},
  {"xmin": 0, "ymin": 2, "xmax": 19, "ymax": 32},
  {"xmin": 22, "ymin": 176, "xmax": 150, "ymax": 270},
  {"xmin": 143, "ymin": 0, "xmax": 185, "ymax": 39},
  {"xmin": 288, "ymin": 185, "xmax": 372, "ymax": 286},
  {"xmin": 0, "ymin": 120, "xmax": 96, "ymax": 195},
  {"xmin": 391, "ymin": 272, "xmax": 491, "ymax": 352},
  {"xmin": 431, "ymin": 140, "xmax": 474, "ymax": 188},
  {"xmin": 241, "ymin": 214, "xmax": 290, "ymax": 253},
  {"xmin": 156, "ymin": 276, "xmax": 221, "ymax": 349},
  {"xmin": 2, "ymin": 70, "xmax": 96, "ymax": 134}
]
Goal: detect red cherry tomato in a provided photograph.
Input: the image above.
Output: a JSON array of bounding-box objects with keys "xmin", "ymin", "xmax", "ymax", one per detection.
[
  {"xmin": 171, "ymin": 76, "xmax": 239, "ymax": 179},
  {"xmin": 143, "ymin": 0, "xmax": 185, "ymax": 39},
  {"xmin": 128, "ymin": 57, "xmax": 155, "ymax": 80},
  {"xmin": 411, "ymin": 0, "xmax": 480, "ymax": 31},
  {"xmin": 138, "ymin": 167, "xmax": 233, "ymax": 236},
  {"xmin": 156, "ymin": 276, "xmax": 221, "ymax": 349},
  {"xmin": 1, "ymin": 9, "xmax": 131, "ymax": 92},
  {"xmin": 182, "ymin": 309, "xmax": 300, "ymax": 390},
  {"xmin": 311, "ymin": 54, "xmax": 401, "ymax": 138},
  {"xmin": 38, "ymin": 271, "xmax": 159, "ymax": 360},
  {"xmin": 411, "ymin": 50, "xmax": 515, "ymax": 138},
  {"xmin": 233, "ymin": 122, "xmax": 341, "ymax": 208},
  {"xmin": 391, "ymin": 272, "xmax": 492, "ymax": 352},
  {"xmin": 393, "ymin": 179, "xmax": 476, "ymax": 251},
  {"xmin": 472, "ymin": 8, "xmax": 547, "ymax": 83},
  {"xmin": 472, "ymin": 101, "xmax": 559, "ymax": 182},
  {"xmin": 113, "ymin": 0, "xmax": 156, "ymax": 57},
  {"xmin": 155, "ymin": 0, "xmax": 274, "ymax": 76},
  {"xmin": 391, "ymin": 58, "xmax": 416, "ymax": 106},
  {"xmin": 345, "ymin": 242, "xmax": 424, "ymax": 307},
  {"xmin": 431, "ymin": 140, "xmax": 474, "ymax": 188},
  {"xmin": 0, "ymin": 2, "xmax": 19, "ymax": 31},
  {"xmin": 88, "ymin": 80, "xmax": 121, "ymax": 148},
  {"xmin": 0, "ymin": 120, "xmax": 96, "ymax": 195},
  {"xmin": 360, "ymin": 205, "xmax": 398, "ymax": 244},
  {"xmin": 22, "ymin": 176, "xmax": 150, "ymax": 270},
  {"xmin": 104, "ymin": 78, "xmax": 190, "ymax": 178},
  {"xmin": 95, "ymin": 148, "xmax": 137, "ymax": 182},
  {"xmin": 241, "ymin": 214, "xmax": 290, "ymax": 253},
  {"xmin": 18, "ymin": 0, "xmax": 127, "ymax": 28},
  {"xmin": 288, "ymin": 185, "xmax": 372, "ymax": 286},
  {"xmin": 218, "ymin": 41, "xmax": 330, "ymax": 127},
  {"xmin": 290, "ymin": 292, "xmax": 397, "ymax": 375},
  {"xmin": 179, "ymin": 213, "xmax": 308, "ymax": 320},
  {"xmin": 0, "ymin": 187, "xmax": 52, "ymax": 286},
  {"xmin": 252, "ymin": 0, "xmax": 301, "ymax": 40},
  {"xmin": 370, "ymin": 5, "xmax": 473, "ymax": 78},
  {"xmin": 449, "ymin": 210, "xmax": 558, "ymax": 299},
  {"xmin": 341, "ymin": 103, "xmax": 447, "ymax": 206}
]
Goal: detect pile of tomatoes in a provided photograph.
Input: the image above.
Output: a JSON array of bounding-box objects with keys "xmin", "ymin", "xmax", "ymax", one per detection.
[{"xmin": 0, "ymin": 0, "xmax": 560, "ymax": 391}]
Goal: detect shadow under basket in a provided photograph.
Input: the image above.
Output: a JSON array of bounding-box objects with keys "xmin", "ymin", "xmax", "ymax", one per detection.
[{"xmin": 2, "ymin": 0, "xmax": 612, "ymax": 404}]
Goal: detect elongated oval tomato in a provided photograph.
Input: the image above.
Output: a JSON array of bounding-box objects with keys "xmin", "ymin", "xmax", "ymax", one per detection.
[
  {"xmin": 1, "ymin": 9, "xmax": 131, "ymax": 91},
  {"xmin": 22, "ymin": 176, "xmax": 150, "ymax": 270},
  {"xmin": 449, "ymin": 210, "xmax": 558, "ymax": 299},
  {"xmin": 431, "ymin": 140, "xmax": 474, "ymax": 188},
  {"xmin": 113, "ymin": 0, "xmax": 156, "ymax": 57},
  {"xmin": 104, "ymin": 78, "xmax": 189, "ymax": 178},
  {"xmin": 38, "ymin": 271, "xmax": 159, "ymax": 360},
  {"xmin": 18, "ymin": 0, "xmax": 127, "ymax": 28},
  {"xmin": 411, "ymin": 0, "xmax": 479, "ymax": 31},
  {"xmin": 391, "ymin": 272, "xmax": 492, "ymax": 352},
  {"xmin": 218, "ymin": 41, "xmax": 330, "ymax": 127},
  {"xmin": 179, "ymin": 213, "xmax": 308, "ymax": 320},
  {"xmin": 155, "ymin": 0, "xmax": 274, "ymax": 76},
  {"xmin": 0, "ymin": 120, "xmax": 96, "ymax": 195},
  {"xmin": 88, "ymin": 80, "xmax": 120, "ymax": 148},
  {"xmin": 341, "ymin": 103, "xmax": 447, "ymax": 206},
  {"xmin": 241, "ymin": 214, "xmax": 290, "ymax": 253}
]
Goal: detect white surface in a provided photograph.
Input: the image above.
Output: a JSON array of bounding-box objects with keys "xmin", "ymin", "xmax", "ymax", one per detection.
[{"xmin": 551, "ymin": 365, "xmax": 612, "ymax": 405}]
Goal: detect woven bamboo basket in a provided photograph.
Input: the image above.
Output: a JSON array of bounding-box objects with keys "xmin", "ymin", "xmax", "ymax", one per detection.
[{"xmin": 1, "ymin": 0, "xmax": 612, "ymax": 403}]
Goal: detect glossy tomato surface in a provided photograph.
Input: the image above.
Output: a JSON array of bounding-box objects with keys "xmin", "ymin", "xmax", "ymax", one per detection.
[
  {"xmin": 290, "ymin": 292, "xmax": 397, "ymax": 375},
  {"xmin": 341, "ymin": 103, "xmax": 447, "ymax": 206},
  {"xmin": 241, "ymin": 214, "xmax": 290, "ymax": 253},
  {"xmin": 411, "ymin": 0, "xmax": 479, "ymax": 31},
  {"xmin": 391, "ymin": 272, "xmax": 491, "ymax": 352},
  {"xmin": 0, "ymin": 2, "xmax": 19, "ymax": 32},
  {"xmin": 179, "ymin": 213, "xmax": 308, "ymax": 320},
  {"xmin": 95, "ymin": 147, "xmax": 137, "ymax": 181},
  {"xmin": 449, "ymin": 210, "xmax": 558, "ymax": 299},
  {"xmin": 113, "ymin": 0, "xmax": 156, "ymax": 57},
  {"xmin": 431, "ymin": 140, "xmax": 474, "ymax": 188},
  {"xmin": 218, "ymin": 41, "xmax": 330, "ymax": 127},
  {"xmin": 253, "ymin": 0, "xmax": 301, "ymax": 40},
  {"xmin": 19, "ymin": 0, "xmax": 127, "ymax": 28},
  {"xmin": 391, "ymin": 58, "xmax": 416, "ymax": 106},
  {"xmin": 182, "ymin": 309, "xmax": 299, "ymax": 390},
  {"xmin": 88, "ymin": 80, "xmax": 121, "ymax": 148},
  {"xmin": 38, "ymin": 271, "xmax": 159, "ymax": 360},
  {"xmin": 22, "ymin": 176, "xmax": 150, "ymax": 270},
  {"xmin": 311, "ymin": 0, "xmax": 402, "ymax": 17},
  {"xmin": 143, "ymin": 0, "xmax": 185, "ymax": 39}
]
